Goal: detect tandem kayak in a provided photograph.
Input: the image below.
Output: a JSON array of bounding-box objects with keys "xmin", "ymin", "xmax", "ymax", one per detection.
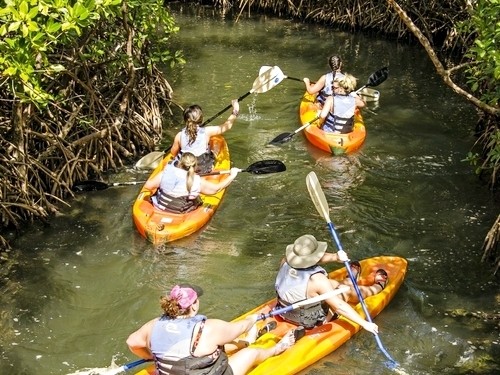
[
  {"xmin": 299, "ymin": 92, "xmax": 366, "ymax": 155},
  {"xmin": 132, "ymin": 135, "xmax": 231, "ymax": 245},
  {"xmin": 134, "ymin": 256, "xmax": 407, "ymax": 375}
]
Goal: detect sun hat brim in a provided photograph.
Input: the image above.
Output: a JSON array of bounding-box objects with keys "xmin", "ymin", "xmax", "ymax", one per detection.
[{"xmin": 285, "ymin": 235, "xmax": 328, "ymax": 269}]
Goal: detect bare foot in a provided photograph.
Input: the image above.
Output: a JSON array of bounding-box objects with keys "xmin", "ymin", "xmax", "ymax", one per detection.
[
  {"xmin": 273, "ymin": 329, "xmax": 295, "ymax": 356},
  {"xmin": 245, "ymin": 323, "xmax": 258, "ymax": 345}
]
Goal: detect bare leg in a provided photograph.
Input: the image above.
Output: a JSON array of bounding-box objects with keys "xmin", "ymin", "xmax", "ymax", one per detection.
[
  {"xmin": 228, "ymin": 329, "xmax": 295, "ymax": 375},
  {"xmin": 337, "ymin": 271, "xmax": 387, "ymax": 303},
  {"xmin": 225, "ymin": 323, "xmax": 258, "ymax": 354}
]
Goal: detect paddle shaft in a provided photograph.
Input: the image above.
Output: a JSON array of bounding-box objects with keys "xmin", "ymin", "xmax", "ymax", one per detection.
[
  {"xmin": 257, "ymin": 286, "xmax": 349, "ymax": 320},
  {"xmin": 306, "ymin": 172, "xmax": 396, "ymax": 364},
  {"xmin": 202, "ymin": 91, "xmax": 251, "ymax": 126},
  {"xmin": 327, "ymin": 222, "xmax": 396, "ymax": 363},
  {"xmin": 291, "ymin": 116, "xmax": 320, "ymax": 135}
]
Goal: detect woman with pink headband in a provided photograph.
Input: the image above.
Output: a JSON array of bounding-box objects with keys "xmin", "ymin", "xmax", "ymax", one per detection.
[{"xmin": 126, "ymin": 284, "xmax": 304, "ymax": 375}]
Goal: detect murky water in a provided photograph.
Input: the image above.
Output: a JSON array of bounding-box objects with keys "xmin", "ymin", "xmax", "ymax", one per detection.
[{"xmin": 1, "ymin": 5, "xmax": 499, "ymax": 375}]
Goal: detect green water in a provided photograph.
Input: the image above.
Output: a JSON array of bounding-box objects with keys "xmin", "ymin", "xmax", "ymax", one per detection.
[{"xmin": 1, "ymin": 5, "xmax": 499, "ymax": 375}]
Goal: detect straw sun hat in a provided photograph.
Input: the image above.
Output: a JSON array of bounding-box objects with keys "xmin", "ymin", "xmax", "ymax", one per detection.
[{"xmin": 285, "ymin": 234, "xmax": 328, "ymax": 269}]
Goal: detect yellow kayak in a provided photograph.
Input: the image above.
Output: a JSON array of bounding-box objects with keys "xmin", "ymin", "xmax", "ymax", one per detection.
[
  {"xmin": 300, "ymin": 92, "xmax": 366, "ymax": 155},
  {"xmin": 132, "ymin": 135, "xmax": 231, "ymax": 245},
  {"xmin": 134, "ymin": 256, "xmax": 407, "ymax": 375}
]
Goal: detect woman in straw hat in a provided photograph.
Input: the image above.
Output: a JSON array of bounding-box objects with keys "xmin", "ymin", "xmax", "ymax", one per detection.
[
  {"xmin": 127, "ymin": 284, "xmax": 304, "ymax": 375},
  {"xmin": 275, "ymin": 234, "xmax": 388, "ymax": 332}
]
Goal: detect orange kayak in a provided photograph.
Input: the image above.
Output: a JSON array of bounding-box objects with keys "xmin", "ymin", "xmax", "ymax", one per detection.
[
  {"xmin": 132, "ymin": 135, "xmax": 231, "ymax": 245},
  {"xmin": 134, "ymin": 256, "xmax": 407, "ymax": 375},
  {"xmin": 300, "ymin": 92, "xmax": 366, "ymax": 155}
]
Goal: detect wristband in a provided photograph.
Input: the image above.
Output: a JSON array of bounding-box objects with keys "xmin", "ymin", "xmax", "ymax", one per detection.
[{"xmin": 231, "ymin": 110, "xmax": 239, "ymax": 117}]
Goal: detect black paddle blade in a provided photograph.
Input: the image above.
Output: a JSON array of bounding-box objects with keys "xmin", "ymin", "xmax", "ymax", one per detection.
[
  {"xmin": 72, "ymin": 181, "xmax": 109, "ymax": 192},
  {"xmin": 244, "ymin": 160, "xmax": 286, "ymax": 174},
  {"xmin": 366, "ymin": 67, "xmax": 388, "ymax": 87},
  {"xmin": 72, "ymin": 180, "xmax": 146, "ymax": 192},
  {"xmin": 269, "ymin": 132, "xmax": 294, "ymax": 145}
]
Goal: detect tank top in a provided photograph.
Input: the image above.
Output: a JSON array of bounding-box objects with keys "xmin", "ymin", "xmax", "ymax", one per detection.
[
  {"xmin": 180, "ymin": 127, "xmax": 208, "ymax": 157},
  {"xmin": 317, "ymin": 71, "xmax": 345, "ymax": 105}
]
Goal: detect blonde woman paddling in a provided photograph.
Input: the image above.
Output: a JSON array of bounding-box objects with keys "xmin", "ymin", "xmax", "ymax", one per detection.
[{"xmin": 145, "ymin": 152, "xmax": 239, "ymax": 213}]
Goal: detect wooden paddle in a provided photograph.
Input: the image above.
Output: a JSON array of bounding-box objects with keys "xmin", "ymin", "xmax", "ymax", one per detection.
[
  {"xmin": 268, "ymin": 67, "xmax": 389, "ymax": 145},
  {"xmin": 306, "ymin": 171, "xmax": 397, "ymax": 365},
  {"xmin": 198, "ymin": 159, "xmax": 286, "ymax": 176},
  {"xmin": 72, "ymin": 180, "xmax": 147, "ymax": 192},
  {"xmin": 134, "ymin": 66, "xmax": 287, "ymax": 169}
]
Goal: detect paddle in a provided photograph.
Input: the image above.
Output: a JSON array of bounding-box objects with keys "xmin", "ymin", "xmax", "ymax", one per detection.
[
  {"xmin": 257, "ymin": 285, "xmax": 349, "ymax": 320},
  {"xmin": 268, "ymin": 116, "xmax": 320, "ymax": 145},
  {"xmin": 115, "ymin": 286, "xmax": 348, "ymax": 374},
  {"xmin": 134, "ymin": 66, "xmax": 286, "ymax": 169},
  {"xmin": 305, "ymin": 171, "xmax": 397, "ymax": 365},
  {"xmin": 198, "ymin": 159, "xmax": 286, "ymax": 176},
  {"xmin": 72, "ymin": 180, "xmax": 147, "ymax": 192},
  {"xmin": 101, "ymin": 359, "xmax": 151, "ymax": 375},
  {"xmin": 268, "ymin": 67, "xmax": 389, "ymax": 145}
]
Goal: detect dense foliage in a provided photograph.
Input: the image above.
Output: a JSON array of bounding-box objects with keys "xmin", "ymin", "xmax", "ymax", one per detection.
[
  {"xmin": 459, "ymin": 0, "xmax": 500, "ymax": 188},
  {"xmin": 0, "ymin": 0, "xmax": 184, "ymax": 249}
]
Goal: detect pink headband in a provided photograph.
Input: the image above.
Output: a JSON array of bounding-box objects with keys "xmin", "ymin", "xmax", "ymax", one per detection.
[{"xmin": 170, "ymin": 285, "xmax": 198, "ymax": 309}]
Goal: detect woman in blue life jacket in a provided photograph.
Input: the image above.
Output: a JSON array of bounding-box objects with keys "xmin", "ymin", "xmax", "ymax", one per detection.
[
  {"xmin": 170, "ymin": 99, "xmax": 240, "ymax": 173},
  {"xmin": 126, "ymin": 284, "xmax": 302, "ymax": 375},
  {"xmin": 144, "ymin": 152, "xmax": 239, "ymax": 214},
  {"xmin": 319, "ymin": 74, "xmax": 366, "ymax": 134},
  {"xmin": 303, "ymin": 55, "xmax": 345, "ymax": 106}
]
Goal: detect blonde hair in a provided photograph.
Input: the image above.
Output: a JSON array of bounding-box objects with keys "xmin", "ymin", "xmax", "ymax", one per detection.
[
  {"xmin": 335, "ymin": 74, "xmax": 357, "ymax": 93},
  {"xmin": 178, "ymin": 152, "xmax": 197, "ymax": 193},
  {"xmin": 183, "ymin": 105, "xmax": 203, "ymax": 146}
]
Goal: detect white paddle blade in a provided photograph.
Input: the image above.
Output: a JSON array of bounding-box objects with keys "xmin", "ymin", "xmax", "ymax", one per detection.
[
  {"xmin": 251, "ymin": 65, "xmax": 285, "ymax": 94},
  {"xmin": 306, "ymin": 171, "xmax": 332, "ymax": 223},
  {"xmin": 134, "ymin": 151, "xmax": 164, "ymax": 169},
  {"xmin": 259, "ymin": 65, "xmax": 273, "ymax": 75},
  {"xmin": 292, "ymin": 285, "xmax": 350, "ymax": 309}
]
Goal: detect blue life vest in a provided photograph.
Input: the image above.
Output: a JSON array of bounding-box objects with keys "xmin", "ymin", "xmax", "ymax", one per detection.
[
  {"xmin": 322, "ymin": 94, "xmax": 356, "ymax": 133},
  {"xmin": 316, "ymin": 71, "xmax": 345, "ymax": 105},
  {"xmin": 150, "ymin": 314, "xmax": 231, "ymax": 375}
]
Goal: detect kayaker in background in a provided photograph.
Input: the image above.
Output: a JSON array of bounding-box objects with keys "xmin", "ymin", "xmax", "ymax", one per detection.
[
  {"xmin": 144, "ymin": 152, "xmax": 239, "ymax": 214},
  {"xmin": 126, "ymin": 284, "xmax": 303, "ymax": 375},
  {"xmin": 319, "ymin": 74, "xmax": 366, "ymax": 134},
  {"xmin": 170, "ymin": 99, "xmax": 240, "ymax": 173},
  {"xmin": 303, "ymin": 55, "xmax": 345, "ymax": 106},
  {"xmin": 274, "ymin": 234, "xmax": 388, "ymax": 333}
]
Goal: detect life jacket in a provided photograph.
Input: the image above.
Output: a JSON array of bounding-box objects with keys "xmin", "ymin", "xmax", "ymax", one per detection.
[
  {"xmin": 150, "ymin": 315, "xmax": 232, "ymax": 375},
  {"xmin": 316, "ymin": 71, "xmax": 345, "ymax": 105},
  {"xmin": 322, "ymin": 94, "xmax": 356, "ymax": 134},
  {"xmin": 151, "ymin": 163, "xmax": 202, "ymax": 213},
  {"xmin": 275, "ymin": 263, "xmax": 329, "ymax": 329}
]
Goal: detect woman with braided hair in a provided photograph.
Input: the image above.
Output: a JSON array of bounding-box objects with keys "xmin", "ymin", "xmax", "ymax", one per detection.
[
  {"xmin": 144, "ymin": 152, "xmax": 239, "ymax": 213},
  {"xmin": 170, "ymin": 99, "xmax": 240, "ymax": 173},
  {"xmin": 303, "ymin": 55, "xmax": 345, "ymax": 106}
]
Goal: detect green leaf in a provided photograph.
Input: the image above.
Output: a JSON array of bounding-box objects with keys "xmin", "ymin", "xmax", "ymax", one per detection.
[{"xmin": 8, "ymin": 21, "xmax": 21, "ymax": 32}]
